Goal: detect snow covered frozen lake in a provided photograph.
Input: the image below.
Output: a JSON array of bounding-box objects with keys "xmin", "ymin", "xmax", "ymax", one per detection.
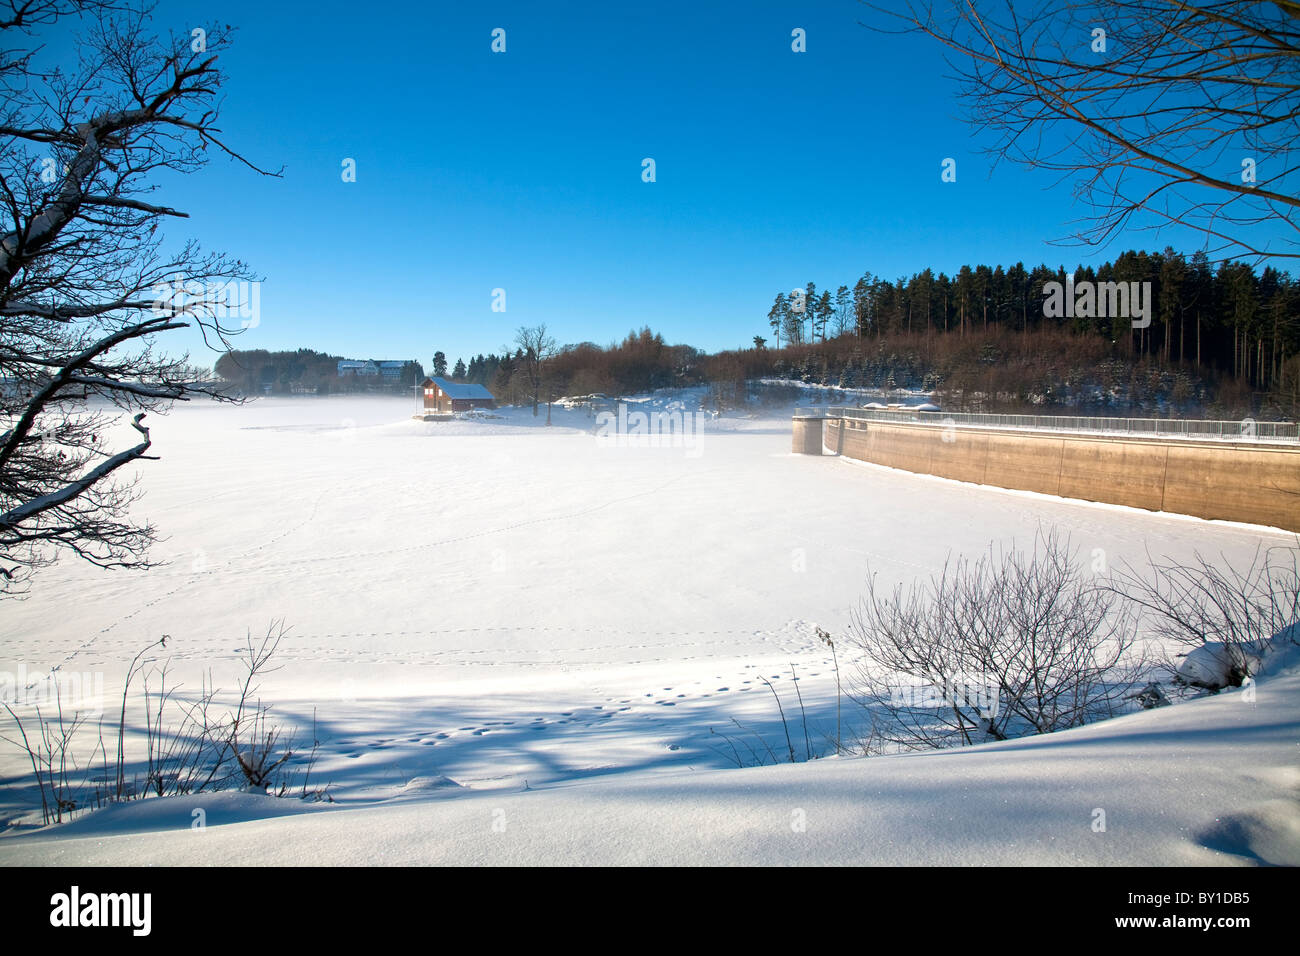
[{"xmin": 1, "ymin": 393, "xmax": 1296, "ymax": 865}]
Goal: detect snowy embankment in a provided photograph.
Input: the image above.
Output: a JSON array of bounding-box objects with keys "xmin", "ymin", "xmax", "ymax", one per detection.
[
  {"xmin": 1, "ymin": 391, "xmax": 1296, "ymax": 865},
  {"xmin": 5, "ymin": 656, "xmax": 1297, "ymax": 866}
]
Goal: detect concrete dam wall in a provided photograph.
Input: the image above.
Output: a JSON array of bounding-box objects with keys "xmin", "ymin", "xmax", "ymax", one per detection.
[{"xmin": 792, "ymin": 416, "xmax": 1300, "ymax": 532}]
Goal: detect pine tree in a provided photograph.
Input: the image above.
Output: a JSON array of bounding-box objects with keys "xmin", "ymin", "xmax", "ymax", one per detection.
[
  {"xmin": 834, "ymin": 285, "xmax": 851, "ymax": 337},
  {"xmin": 815, "ymin": 290, "xmax": 833, "ymax": 342},
  {"xmin": 853, "ymin": 273, "xmax": 873, "ymax": 336},
  {"xmin": 804, "ymin": 281, "xmax": 818, "ymax": 342},
  {"xmin": 767, "ymin": 292, "xmax": 788, "ymax": 349}
]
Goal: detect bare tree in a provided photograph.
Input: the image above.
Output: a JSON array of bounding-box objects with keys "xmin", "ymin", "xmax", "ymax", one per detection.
[
  {"xmin": 0, "ymin": 1, "xmax": 276, "ymax": 593},
  {"xmin": 511, "ymin": 323, "xmax": 557, "ymax": 416},
  {"xmin": 866, "ymin": 1, "xmax": 1300, "ymax": 262},
  {"xmin": 848, "ymin": 528, "xmax": 1140, "ymax": 751}
]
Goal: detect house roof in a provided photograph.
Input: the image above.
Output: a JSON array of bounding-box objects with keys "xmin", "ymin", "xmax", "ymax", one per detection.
[{"xmin": 425, "ymin": 377, "xmax": 494, "ymax": 400}]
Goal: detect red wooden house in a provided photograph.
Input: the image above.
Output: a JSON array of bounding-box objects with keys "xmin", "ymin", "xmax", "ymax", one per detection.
[{"xmin": 420, "ymin": 377, "xmax": 495, "ymax": 414}]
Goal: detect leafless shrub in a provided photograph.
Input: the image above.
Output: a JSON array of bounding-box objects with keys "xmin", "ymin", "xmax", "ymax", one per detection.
[
  {"xmin": 848, "ymin": 528, "xmax": 1142, "ymax": 752},
  {"xmin": 142, "ymin": 664, "xmax": 229, "ymax": 797},
  {"xmin": 2, "ymin": 620, "xmax": 326, "ymax": 826},
  {"xmin": 1, "ymin": 683, "xmax": 99, "ymax": 825},
  {"xmin": 1105, "ymin": 540, "xmax": 1300, "ymax": 688},
  {"xmin": 223, "ymin": 623, "xmax": 294, "ymax": 791},
  {"xmin": 709, "ymin": 659, "xmax": 851, "ymax": 768},
  {"xmin": 228, "ymin": 707, "xmax": 294, "ymax": 792},
  {"xmin": 285, "ymin": 709, "xmax": 331, "ymax": 802},
  {"xmin": 115, "ymin": 637, "xmax": 167, "ymax": 800}
]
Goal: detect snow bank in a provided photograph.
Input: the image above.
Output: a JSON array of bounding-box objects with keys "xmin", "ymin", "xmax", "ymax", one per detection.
[{"xmin": 3, "ymin": 660, "xmax": 1295, "ymax": 866}]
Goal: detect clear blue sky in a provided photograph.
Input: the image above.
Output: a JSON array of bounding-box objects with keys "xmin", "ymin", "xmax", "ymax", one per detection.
[{"xmin": 72, "ymin": 0, "xmax": 1266, "ymax": 368}]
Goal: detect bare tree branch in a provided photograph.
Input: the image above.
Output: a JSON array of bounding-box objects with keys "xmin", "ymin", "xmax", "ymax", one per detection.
[
  {"xmin": 863, "ymin": 0, "xmax": 1300, "ymax": 263},
  {"xmin": 0, "ymin": 1, "xmax": 275, "ymax": 593}
]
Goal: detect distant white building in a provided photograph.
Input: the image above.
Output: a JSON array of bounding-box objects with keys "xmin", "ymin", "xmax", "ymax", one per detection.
[
  {"xmin": 337, "ymin": 359, "xmax": 377, "ymax": 377},
  {"xmin": 338, "ymin": 359, "xmax": 414, "ymax": 379}
]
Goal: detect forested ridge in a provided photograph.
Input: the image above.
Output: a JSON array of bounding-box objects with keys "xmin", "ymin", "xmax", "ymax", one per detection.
[{"xmin": 759, "ymin": 250, "xmax": 1297, "ymax": 393}]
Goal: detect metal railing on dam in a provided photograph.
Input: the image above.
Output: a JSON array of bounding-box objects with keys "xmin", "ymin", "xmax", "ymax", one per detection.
[
  {"xmin": 792, "ymin": 406, "xmax": 1300, "ymax": 445},
  {"xmin": 791, "ymin": 408, "xmax": 1300, "ymax": 530}
]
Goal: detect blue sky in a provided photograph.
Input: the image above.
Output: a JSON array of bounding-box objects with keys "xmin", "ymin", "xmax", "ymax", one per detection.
[{"xmin": 59, "ymin": 0, "xmax": 1272, "ymax": 368}]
